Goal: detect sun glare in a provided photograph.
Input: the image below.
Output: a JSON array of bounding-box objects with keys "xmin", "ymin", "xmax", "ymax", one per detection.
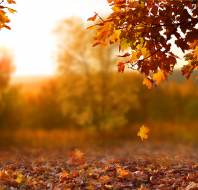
[{"xmin": 0, "ymin": 0, "xmax": 110, "ymax": 76}]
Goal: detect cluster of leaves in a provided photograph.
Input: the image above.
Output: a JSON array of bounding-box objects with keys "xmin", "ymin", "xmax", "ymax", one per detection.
[
  {"xmin": 0, "ymin": 147, "xmax": 198, "ymax": 189},
  {"xmin": 88, "ymin": 0, "xmax": 198, "ymax": 88},
  {"xmin": 0, "ymin": 0, "xmax": 16, "ymax": 30}
]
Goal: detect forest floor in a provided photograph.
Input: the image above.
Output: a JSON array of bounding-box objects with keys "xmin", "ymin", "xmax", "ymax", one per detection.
[{"xmin": 0, "ymin": 142, "xmax": 198, "ymax": 190}]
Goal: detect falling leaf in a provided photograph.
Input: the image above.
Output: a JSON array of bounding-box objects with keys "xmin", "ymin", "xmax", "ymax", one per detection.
[{"xmin": 137, "ymin": 125, "xmax": 150, "ymax": 141}]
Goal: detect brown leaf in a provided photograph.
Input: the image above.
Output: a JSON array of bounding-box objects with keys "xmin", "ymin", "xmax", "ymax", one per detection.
[
  {"xmin": 87, "ymin": 13, "xmax": 97, "ymax": 22},
  {"xmin": 117, "ymin": 62, "xmax": 125, "ymax": 72}
]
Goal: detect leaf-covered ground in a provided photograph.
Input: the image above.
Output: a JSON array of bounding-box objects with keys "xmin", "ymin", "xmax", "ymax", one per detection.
[{"xmin": 0, "ymin": 143, "xmax": 198, "ymax": 190}]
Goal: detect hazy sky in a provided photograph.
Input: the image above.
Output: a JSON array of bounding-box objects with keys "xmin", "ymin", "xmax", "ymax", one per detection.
[{"xmin": 0, "ymin": 0, "xmax": 110, "ymax": 76}]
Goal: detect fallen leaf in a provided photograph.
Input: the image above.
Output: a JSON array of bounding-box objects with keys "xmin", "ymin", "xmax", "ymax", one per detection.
[
  {"xmin": 116, "ymin": 165, "xmax": 130, "ymax": 178},
  {"xmin": 15, "ymin": 173, "xmax": 24, "ymax": 184},
  {"xmin": 186, "ymin": 182, "xmax": 198, "ymax": 190}
]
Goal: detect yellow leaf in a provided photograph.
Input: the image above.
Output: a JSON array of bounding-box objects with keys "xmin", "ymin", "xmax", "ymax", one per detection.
[
  {"xmin": 110, "ymin": 30, "xmax": 121, "ymax": 43},
  {"xmin": 143, "ymin": 78, "xmax": 153, "ymax": 89},
  {"xmin": 130, "ymin": 52, "xmax": 138, "ymax": 62},
  {"xmin": 120, "ymin": 39, "xmax": 130, "ymax": 51},
  {"xmin": 194, "ymin": 45, "xmax": 198, "ymax": 59},
  {"xmin": 15, "ymin": 173, "xmax": 24, "ymax": 184},
  {"xmin": 137, "ymin": 125, "xmax": 150, "ymax": 141},
  {"xmin": 141, "ymin": 47, "xmax": 150, "ymax": 58},
  {"xmin": 112, "ymin": 6, "xmax": 120, "ymax": 12},
  {"xmin": 153, "ymin": 70, "xmax": 166, "ymax": 85},
  {"xmin": 116, "ymin": 165, "xmax": 130, "ymax": 178}
]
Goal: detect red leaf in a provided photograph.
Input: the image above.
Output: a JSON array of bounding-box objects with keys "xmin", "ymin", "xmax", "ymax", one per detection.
[{"xmin": 118, "ymin": 62, "xmax": 125, "ymax": 72}]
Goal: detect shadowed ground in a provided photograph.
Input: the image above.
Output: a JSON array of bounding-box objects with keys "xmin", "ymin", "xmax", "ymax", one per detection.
[{"xmin": 0, "ymin": 142, "xmax": 198, "ymax": 190}]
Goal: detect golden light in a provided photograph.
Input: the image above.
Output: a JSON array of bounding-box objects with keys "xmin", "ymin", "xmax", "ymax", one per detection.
[{"xmin": 0, "ymin": 0, "xmax": 110, "ymax": 76}]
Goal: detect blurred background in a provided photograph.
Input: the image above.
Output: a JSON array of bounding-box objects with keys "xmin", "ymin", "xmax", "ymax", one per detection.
[{"xmin": 0, "ymin": 0, "xmax": 197, "ymax": 148}]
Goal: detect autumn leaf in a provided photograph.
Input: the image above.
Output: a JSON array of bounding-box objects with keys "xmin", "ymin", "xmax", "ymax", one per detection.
[
  {"xmin": 137, "ymin": 125, "xmax": 150, "ymax": 141},
  {"xmin": 7, "ymin": 0, "xmax": 16, "ymax": 4},
  {"xmin": 8, "ymin": 8, "xmax": 16, "ymax": 14},
  {"xmin": 0, "ymin": 0, "xmax": 16, "ymax": 30},
  {"xmin": 99, "ymin": 175, "xmax": 111, "ymax": 184},
  {"xmin": 117, "ymin": 62, "xmax": 125, "ymax": 72},
  {"xmin": 15, "ymin": 173, "xmax": 25, "ymax": 184},
  {"xmin": 87, "ymin": 13, "xmax": 97, "ymax": 22},
  {"xmin": 143, "ymin": 78, "xmax": 153, "ymax": 89},
  {"xmin": 59, "ymin": 171, "xmax": 69, "ymax": 182},
  {"xmin": 89, "ymin": 0, "xmax": 198, "ymax": 82},
  {"xmin": 153, "ymin": 71, "xmax": 166, "ymax": 85},
  {"xmin": 138, "ymin": 185, "xmax": 150, "ymax": 190},
  {"xmin": 67, "ymin": 149, "xmax": 85, "ymax": 165},
  {"xmin": 116, "ymin": 165, "xmax": 130, "ymax": 178}
]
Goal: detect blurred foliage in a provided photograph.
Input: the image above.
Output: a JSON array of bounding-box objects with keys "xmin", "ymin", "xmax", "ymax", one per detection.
[
  {"xmin": 0, "ymin": 18, "xmax": 197, "ymax": 144},
  {"xmin": 9, "ymin": 74, "xmax": 196, "ymax": 130}
]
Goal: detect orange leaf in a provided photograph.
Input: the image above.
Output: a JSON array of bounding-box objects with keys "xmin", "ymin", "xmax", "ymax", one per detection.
[
  {"xmin": 116, "ymin": 165, "xmax": 130, "ymax": 178},
  {"xmin": 137, "ymin": 125, "xmax": 150, "ymax": 141},
  {"xmin": 143, "ymin": 78, "xmax": 153, "ymax": 89},
  {"xmin": 7, "ymin": 0, "xmax": 16, "ymax": 4},
  {"xmin": 153, "ymin": 71, "xmax": 166, "ymax": 85},
  {"xmin": 59, "ymin": 171, "xmax": 69, "ymax": 182},
  {"xmin": 8, "ymin": 8, "xmax": 16, "ymax": 14}
]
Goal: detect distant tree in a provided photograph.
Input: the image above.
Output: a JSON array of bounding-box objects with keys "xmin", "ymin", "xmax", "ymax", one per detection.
[
  {"xmin": 0, "ymin": 47, "xmax": 14, "ymax": 90},
  {"xmin": 0, "ymin": 48, "xmax": 18, "ymax": 129},
  {"xmin": 55, "ymin": 18, "xmax": 139, "ymax": 130},
  {"xmin": 88, "ymin": 0, "xmax": 198, "ymax": 88}
]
